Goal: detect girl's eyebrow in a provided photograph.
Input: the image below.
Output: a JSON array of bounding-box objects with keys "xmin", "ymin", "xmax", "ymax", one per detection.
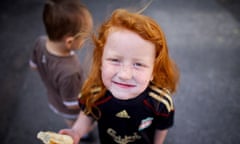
[{"xmin": 132, "ymin": 57, "xmax": 148, "ymax": 62}]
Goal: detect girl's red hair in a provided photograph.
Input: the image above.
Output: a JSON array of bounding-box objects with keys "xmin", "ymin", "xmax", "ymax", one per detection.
[{"xmin": 80, "ymin": 9, "xmax": 179, "ymax": 117}]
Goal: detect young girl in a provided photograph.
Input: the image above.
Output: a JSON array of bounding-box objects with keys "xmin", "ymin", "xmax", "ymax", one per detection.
[{"xmin": 59, "ymin": 9, "xmax": 179, "ymax": 144}]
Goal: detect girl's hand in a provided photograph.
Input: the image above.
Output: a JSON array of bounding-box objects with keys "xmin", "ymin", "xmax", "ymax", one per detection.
[{"xmin": 59, "ymin": 129, "xmax": 80, "ymax": 144}]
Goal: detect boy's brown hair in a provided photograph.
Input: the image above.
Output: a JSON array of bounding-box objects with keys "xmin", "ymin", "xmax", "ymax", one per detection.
[{"xmin": 43, "ymin": 0, "xmax": 93, "ymax": 41}]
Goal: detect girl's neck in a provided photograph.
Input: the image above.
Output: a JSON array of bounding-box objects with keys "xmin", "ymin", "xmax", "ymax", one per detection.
[{"xmin": 46, "ymin": 39, "xmax": 72, "ymax": 57}]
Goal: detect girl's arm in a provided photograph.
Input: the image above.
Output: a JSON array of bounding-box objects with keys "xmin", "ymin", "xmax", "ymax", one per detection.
[
  {"xmin": 59, "ymin": 111, "xmax": 94, "ymax": 144},
  {"xmin": 154, "ymin": 129, "xmax": 168, "ymax": 144}
]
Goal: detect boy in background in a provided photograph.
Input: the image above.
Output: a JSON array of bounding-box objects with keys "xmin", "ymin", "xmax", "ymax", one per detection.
[{"xmin": 29, "ymin": 0, "xmax": 93, "ymax": 139}]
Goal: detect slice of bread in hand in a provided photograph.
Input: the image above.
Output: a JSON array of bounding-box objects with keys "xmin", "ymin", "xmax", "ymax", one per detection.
[{"xmin": 37, "ymin": 131, "xmax": 73, "ymax": 144}]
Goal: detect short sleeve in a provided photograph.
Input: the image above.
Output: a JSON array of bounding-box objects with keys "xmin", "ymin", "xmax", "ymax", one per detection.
[
  {"xmin": 29, "ymin": 36, "xmax": 47, "ymax": 69},
  {"xmin": 154, "ymin": 103, "xmax": 174, "ymax": 130},
  {"xmin": 59, "ymin": 73, "xmax": 82, "ymax": 107},
  {"xmin": 29, "ymin": 39, "xmax": 39, "ymax": 69},
  {"xmin": 148, "ymin": 83, "xmax": 175, "ymax": 130}
]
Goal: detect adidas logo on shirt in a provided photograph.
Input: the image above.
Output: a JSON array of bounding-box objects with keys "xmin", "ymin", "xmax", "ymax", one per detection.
[{"xmin": 115, "ymin": 110, "xmax": 130, "ymax": 119}]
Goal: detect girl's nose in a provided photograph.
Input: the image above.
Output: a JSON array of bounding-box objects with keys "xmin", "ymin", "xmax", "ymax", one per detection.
[{"xmin": 117, "ymin": 64, "xmax": 133, "ymax": 80}]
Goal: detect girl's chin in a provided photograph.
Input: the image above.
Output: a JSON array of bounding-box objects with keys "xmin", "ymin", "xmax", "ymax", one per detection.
[
  {"xmin": 110, "ymin": 89, "xmax": 138, "ymax": 100},
  {"xmin": 113, "ymin": 95, "xmax": 132, "ymax": 100}
]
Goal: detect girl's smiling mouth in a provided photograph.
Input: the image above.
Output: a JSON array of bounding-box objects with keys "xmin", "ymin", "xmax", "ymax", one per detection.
[{"xmin": 112, "ymin": 81, "xmax": 136, "ymax": 88}]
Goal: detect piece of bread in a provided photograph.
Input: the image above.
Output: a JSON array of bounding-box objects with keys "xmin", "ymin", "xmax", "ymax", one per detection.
[{"xmin": 37, "ymin": 131, "xmax": 73, "ymax": 144}]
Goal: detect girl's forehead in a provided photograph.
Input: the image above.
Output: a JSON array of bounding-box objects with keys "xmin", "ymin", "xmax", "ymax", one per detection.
[
  {"xmin": 108, "ymin": 26, "xmax": 130, "ymax": 34},
  {"xmin": 107, "ymin": 28, "xmax": 137, "ymax": 40},
  {"xmin": 103, "ymin": 28, "xmax": 155, "ymax": 60},
  {"xmin": 106, "ymin": 28, "xmax": 153, "ymax": 47}
]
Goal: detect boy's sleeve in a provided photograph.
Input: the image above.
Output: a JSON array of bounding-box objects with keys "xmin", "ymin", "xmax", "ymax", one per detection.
[
  {"xmin": 29, "ymin": 48, "xmax": 38, "ymax": 69},
  {"xmin": 59, "ymin": 73, "xmax": 82, "ymax": 108},
  {"xmin": 29, "ymin": 38, "xmax": 40, "ymax": 69}
]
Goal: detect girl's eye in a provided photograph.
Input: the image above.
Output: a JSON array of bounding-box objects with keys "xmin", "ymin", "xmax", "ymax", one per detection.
[
  {"xmin": 133, "ymin": 63, "xmax": 145, "ymax": 68},
  {"xmin": 108, "ymin": 58, "xmax": 120, "ymax": 64},
  {"xmin": 111, "ymin": 58, "xmax": 119, "ymax": 62}
]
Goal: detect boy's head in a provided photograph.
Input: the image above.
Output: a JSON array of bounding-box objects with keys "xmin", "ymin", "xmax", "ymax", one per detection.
[{"xmin": 43, "ymin": 0, "xmax": 93, "ymax": 42}]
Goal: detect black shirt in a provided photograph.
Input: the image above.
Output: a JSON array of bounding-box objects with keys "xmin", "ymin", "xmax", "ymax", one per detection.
[{"xmin": 81, "ymin": 84, "xmax": 174, "ymax": 144}]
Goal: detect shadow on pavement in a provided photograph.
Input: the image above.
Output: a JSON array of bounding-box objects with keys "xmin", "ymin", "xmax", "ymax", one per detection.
[{"xmin": 217, "ymin": 0, "xmax": 240, "ymax": 21}]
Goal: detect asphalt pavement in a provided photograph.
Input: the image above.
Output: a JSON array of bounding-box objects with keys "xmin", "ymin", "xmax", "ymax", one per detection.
[{"xmin": 0, "ymin": 0, "xmax": 240, "ymax": 144}]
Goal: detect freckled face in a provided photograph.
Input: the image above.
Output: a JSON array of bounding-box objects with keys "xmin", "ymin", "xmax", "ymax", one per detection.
[{"xmin": 101, "ymin": 28, "xmax": 155, "ymax": 100}]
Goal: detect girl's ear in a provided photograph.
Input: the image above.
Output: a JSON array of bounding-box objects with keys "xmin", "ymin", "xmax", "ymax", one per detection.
[{"xmin": 64, "ymin": 36, "xmax": 74, "ymax": 49}]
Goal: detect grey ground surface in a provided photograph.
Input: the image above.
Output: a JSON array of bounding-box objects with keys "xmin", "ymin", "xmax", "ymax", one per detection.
[{"xmin": 1, "ymin": 0, "xmax": 240, "ymax": 144}]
